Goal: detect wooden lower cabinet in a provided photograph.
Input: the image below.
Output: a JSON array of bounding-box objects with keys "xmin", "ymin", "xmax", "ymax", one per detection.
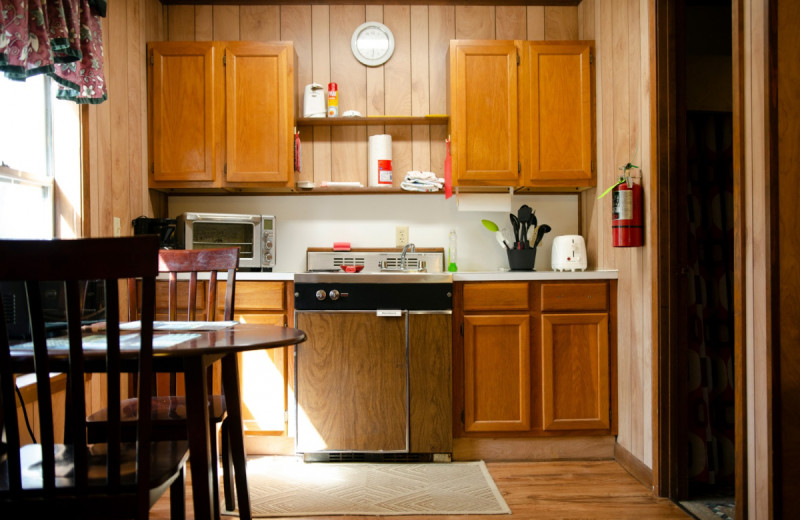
[
  {"xmin": 455, "ymin": 280, "xmax": 616, "ymax": 437},
  {"xmin": 541, "ymin": 313, "xmax": 609, "ymax": 430},
  {"xmin": 219, "ymin": 280, "xmax": 292, "ymax": 436},
  {"xmin": 153, "ymin": 279, "xmax": 293, "ymax": 437},
  {"xmin": 463, "ymin": 314, "xmax": 531, "ymax": 432}
]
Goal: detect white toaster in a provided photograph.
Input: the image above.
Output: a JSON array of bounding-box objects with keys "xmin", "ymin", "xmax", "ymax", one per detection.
[{"xmin": 551, "ymin": 235, "xmax": 588, "ymax": 271}]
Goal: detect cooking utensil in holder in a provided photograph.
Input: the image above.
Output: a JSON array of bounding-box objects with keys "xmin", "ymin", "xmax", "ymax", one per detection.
[{"xmin": 507, "ymin": 247, "xmax": 537, "ymax": 270}]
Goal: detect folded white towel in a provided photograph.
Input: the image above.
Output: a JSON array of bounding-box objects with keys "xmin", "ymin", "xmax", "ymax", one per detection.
[{"xmin": 401, "ymin": 171, "xmax": 444, "ymax": 192}]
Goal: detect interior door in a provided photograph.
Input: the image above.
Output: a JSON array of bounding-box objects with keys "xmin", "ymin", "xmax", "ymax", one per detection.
[{"xmin": 295, "ymin": 311, "xmax": 408, "ymax": 453}]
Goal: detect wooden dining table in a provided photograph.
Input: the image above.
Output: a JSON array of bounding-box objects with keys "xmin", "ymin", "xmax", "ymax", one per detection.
[{"xmin": 9, "ymin": 322, "xmax": 307, "ymax": 520}]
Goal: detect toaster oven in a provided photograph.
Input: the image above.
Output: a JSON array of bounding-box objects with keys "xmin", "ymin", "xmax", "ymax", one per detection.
[{"xmin": 176, "ymin": 212, "xmax": 276, "ymax": 271}]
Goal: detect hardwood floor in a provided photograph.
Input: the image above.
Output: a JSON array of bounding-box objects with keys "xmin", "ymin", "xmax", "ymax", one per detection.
[{"xmin": 150, "ymin": 459, "xmax": 691, "ymax": 519}]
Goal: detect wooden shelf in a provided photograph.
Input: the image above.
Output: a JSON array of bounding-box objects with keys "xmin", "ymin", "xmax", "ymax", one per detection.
[
  {"xmin": 296, "ymin": 115, "xmax": 448, "ymax": 127},
  {"xmin": 162, "ymin": 1, "xmax": 579, "ymax": 6}
]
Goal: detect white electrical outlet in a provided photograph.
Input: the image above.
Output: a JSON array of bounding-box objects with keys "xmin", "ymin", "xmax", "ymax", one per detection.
[
  {"xmin": 113, "ymin": 217, "xmax": 121, "ymax": 237},
  {"xmin": 396, "ymin": 225, "xmax": 409, "ymax": 247}
]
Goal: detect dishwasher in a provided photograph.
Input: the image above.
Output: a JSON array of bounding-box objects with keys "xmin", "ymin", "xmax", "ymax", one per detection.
[{"xmin": 293, "ymin": 249, "xmax": 453, "ymax": 462}]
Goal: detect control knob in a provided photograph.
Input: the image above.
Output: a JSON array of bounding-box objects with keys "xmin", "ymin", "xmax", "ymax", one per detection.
[{"xmin": 315, "ymin": 289, "xmax": 326, "ymax": 301}]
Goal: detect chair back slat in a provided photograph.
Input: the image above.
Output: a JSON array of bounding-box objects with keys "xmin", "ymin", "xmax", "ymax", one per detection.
[
  {"xmin": 135, "ymin": 274, "xmax": 156, "ymax": 510},
  {"xmin": 26, "ymin": 280, "xmax": 57, "ymax": 492},
  {"xmin": 65, "ymin": 279, "xmax": 89, "ymax": 490},
  {"xmin": 154, "ymin": 248, "xmax": 239, "ymax": 396},
  {"xmin": 103, "ymin": 278, "xmax": 121, "ymax": 490},
  {"xmin": 0, "ymin": 236, "xmax": 161, "ymax": 515},
  {"xmin": 0, "ymin": 291, "xmax": 23, "ymax": 490}
]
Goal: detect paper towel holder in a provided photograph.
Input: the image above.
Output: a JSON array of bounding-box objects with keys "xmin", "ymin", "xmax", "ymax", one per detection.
[
  {"xmin": 455, "ymin": 187, "xmax": 514, "ymax": 212},
  {"xmin": 454, "ymin": 186, "xmax": 514, "ymax": 195}
]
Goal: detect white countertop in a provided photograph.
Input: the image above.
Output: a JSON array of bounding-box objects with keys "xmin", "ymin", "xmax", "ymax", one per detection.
[
  {"xmin": 453, "ymin": 269, "xmax": 618, "ymax": 281},
  {"xmin": 233, "ymin": 271, "xmax": 294, "ymax": 281},
  {"xmin": 162, "ymin": 269, "xmax": 617, "ymax": 282},
  {"xmin": 167, "ymin": 269, "xmax": 618, "ymax": 282}
]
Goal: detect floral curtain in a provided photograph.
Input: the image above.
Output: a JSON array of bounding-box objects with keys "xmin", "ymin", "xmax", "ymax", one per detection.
[{"xmin": 0, "ymin": 0, "xmax": 107, "ymax": 103}]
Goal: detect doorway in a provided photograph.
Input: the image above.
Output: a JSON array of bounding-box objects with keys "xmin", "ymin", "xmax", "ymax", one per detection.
[
  {"xmin": 678, "ymin": 0, "xmax": 736, "ymax": 507},
  {"xmin": 653, "ymin": 0, "xmax": 738, "ymax": 517},
  {"xmin": 664, "ymin": 0, "xmax": 737, "ymax": 517}
]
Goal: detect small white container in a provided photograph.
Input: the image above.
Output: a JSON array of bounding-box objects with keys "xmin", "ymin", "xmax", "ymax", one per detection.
[
  {"xmin": 551, "ymin": 235, "xmax": 587, "ymax": 271},
  {"xmin": 303, "ymin": 83, "xmax": 326, "ymax": 118}
]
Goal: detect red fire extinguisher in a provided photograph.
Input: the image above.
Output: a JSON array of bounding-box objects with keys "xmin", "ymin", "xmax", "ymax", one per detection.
[
  {"xmin": 612, "ymin": 177, "xmax": 643, "ymax": 247},
  {"xmin": 600, "ymin": 161, "xmax": 644, "ymax": 247}
]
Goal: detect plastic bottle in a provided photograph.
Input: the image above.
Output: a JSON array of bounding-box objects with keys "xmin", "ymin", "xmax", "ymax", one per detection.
[{"xmin": 448, "ymin": 230, "xmax": 458, "ymax": 272}]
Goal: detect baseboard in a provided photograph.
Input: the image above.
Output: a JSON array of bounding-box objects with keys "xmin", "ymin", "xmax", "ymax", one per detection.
[
  {"xmin": 243, "ymin": 435, "xmax": 634, "ymax": 464},
  {"xmin": 244, "ymin": 435, "xmax": 296, "ymax": 456},
  {"xmin": 453, "ymin": 436, "xmax": 616, "ymax": 461},
  {"xmin": 614, "ymin": 441, "xmax": 654, "ymax": 490}
]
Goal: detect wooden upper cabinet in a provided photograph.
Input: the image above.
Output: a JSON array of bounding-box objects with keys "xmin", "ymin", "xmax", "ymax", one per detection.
[
  {"xmin": 448, "ymin": 40, "xmax": 520, "ymax": 186},
  {"xmin": 149, "ymin": 41, "xmax": 219, "ymax": 187},
  {"xmin": 224, "ymin": 42, "xmax": 294, "ymax": 188},
  {"xmin": 448, "ymin": 39, "xmax": 595, "ymax": 191},
  {"xmin": 147, "ymin": 41, "xmax": 295, "ymax": 191},
  {"xmin": 520, "ymin": 41, "xmax": 595, "ymax": 189}
]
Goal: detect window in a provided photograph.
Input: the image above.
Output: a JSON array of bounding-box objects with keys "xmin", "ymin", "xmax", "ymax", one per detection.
[{"xmin": 0, "ymin": 75, "xmax": 81, "ymax": 239}]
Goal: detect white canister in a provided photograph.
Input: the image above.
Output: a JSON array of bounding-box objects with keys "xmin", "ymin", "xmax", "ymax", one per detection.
[
  {"xmin": 303, "ymin": 83, "xmax": 326, "ymax": 118},
  {"xmin": 368, "ymin": 134, "xmax": 393, "ymax": 187}
]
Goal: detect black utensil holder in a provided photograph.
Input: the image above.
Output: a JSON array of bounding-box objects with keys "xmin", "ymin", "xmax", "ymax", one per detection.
[{"xmin": 506, "ymin": 247, "xmax": 537, "ymax": 270}]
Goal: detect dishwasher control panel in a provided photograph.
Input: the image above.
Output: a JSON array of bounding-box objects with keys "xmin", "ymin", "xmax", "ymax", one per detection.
[{"xmin": 294, "ymin": 282, "xmax": 452, "ymax": 311}]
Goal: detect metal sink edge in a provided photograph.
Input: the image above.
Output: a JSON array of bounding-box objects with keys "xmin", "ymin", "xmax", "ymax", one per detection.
[{"xmin": 294, "ymin": 272, "xmax": 453, "ymax": 284}]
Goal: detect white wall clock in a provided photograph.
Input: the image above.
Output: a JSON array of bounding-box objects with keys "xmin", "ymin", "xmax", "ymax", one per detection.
[{"xmin": 351, "ymin": 22, "xmax": 395, "ymax": 67}]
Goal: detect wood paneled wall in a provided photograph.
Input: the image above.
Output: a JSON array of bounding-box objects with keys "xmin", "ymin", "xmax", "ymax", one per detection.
[
  {"xmin": 578, "ymin": 0, "xmax": 654, "ymax": 470},
  {"xmin": 88, "ymin": 0, "xmax": 659, "ymax": 477},
  {"xmin": 84, "ymin": 0, "xmax": 165, "ymax": 238},
  {"xmin": 161, "ymin": 4, "xmax": 578, "ymax": 187},
  {"xmin": 86, "ymin": 3, "xmax": 580, "ymax": 227}
]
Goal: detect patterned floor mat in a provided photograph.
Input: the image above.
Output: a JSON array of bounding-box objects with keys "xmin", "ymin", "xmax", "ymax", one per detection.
[{"xmin": 680, "ymin": 499, "xmax": 735, "ymax": 520}]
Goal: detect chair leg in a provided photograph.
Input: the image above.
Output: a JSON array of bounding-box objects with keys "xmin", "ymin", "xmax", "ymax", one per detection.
[
  {"xmin": 170, "ymin": 466, "xmax": 186, "ymax": 520},
  {"xmin": 210, "ymin": 420, "xmax": 221, "ymax": 520},
  {"xmin": 221, "ymin": 417, "xmax": 236, "ymax": 512}
]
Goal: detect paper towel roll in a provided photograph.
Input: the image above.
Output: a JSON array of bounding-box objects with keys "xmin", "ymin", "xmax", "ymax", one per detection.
[
  {"xmin": 368, "ymin": 134, "xmax": 393, "ymax": 187},
  {"xmin": 456, "ymin": 192, "xmax": 512, "ymax": 212}
]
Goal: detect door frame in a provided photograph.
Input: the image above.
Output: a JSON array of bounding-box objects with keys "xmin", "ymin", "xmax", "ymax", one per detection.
[{"xmin": 651, "ymin": 0, "xmax": 747, "ymax": 516}]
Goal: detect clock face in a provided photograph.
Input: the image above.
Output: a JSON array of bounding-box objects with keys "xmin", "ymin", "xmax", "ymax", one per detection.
[{"xmin": 351, "ymin": 22, "xmax": 395, "ymax": 67}]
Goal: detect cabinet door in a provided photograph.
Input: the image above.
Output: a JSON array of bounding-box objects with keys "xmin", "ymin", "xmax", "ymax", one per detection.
[
  {"xmin": 221, "ymin": 281, "xmax": 289, "ymax": 434},
  {"xmin": 463, "ymin": 314, "xmax": 531, "ymax": 432},
  {"xmin": 409, "ymin": 313, "xmax": 452, "ymax": 453},
  {"xmin": 295, "ymin": 312, "xmax": 408, "ymax": 452},
  {"xmin": 148, "ymin": 41, "xmax": 221, "ymax": 186},
  {"xmin": 224, "ymin": 42, "xmax": 294, "ymax": 187},
  {"xmin": 541, "ymin": 313, "xmax": 609, "ymax": 430},
  {"xmin": 520, "ymin": 41, "xmax": 594, "ymax": 188},
  {"xmin": 449, "ymin": 41, "xmax": 520, "ymax": 185}
]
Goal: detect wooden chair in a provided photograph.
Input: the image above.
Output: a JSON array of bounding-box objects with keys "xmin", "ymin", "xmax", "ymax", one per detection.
[
  {"xmin": 0, "ymin": 236, "xmax": 189, "ymax": 520},
  {"xmin": 86, "ymin": 246, "xmax": 240, "ymax": 514}
]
